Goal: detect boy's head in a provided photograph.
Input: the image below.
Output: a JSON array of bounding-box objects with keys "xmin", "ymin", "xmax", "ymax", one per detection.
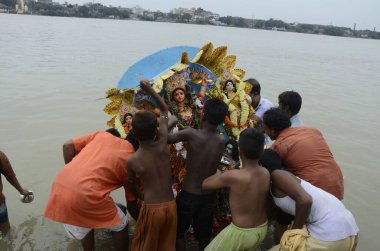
[
  {"xmin": 259, "ymin": 149, "xmax": 283, "ymax": 174},
  {"xmin": 278, "ymin": 91, "xmax": 302, "ymax": 116},
  {"xmin": 132, "ymin": 110, "xmax": 158, "ymax": 141},
  {"xmin": 238, "ymin": 128, "xmax": 265, "ymax": 159},
  {"xmin": 203, "ymin": 98, "xmax": 228, "ymax": 126}
]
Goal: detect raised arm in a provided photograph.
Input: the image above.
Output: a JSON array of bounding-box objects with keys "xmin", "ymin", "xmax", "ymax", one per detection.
[
  {"xmin": 202, "ymin": 170, "xmax": 236, "ymax": 191},
  {"xmin": 168, "ymin": 115, "xmax": 178, "ymax": 131},
  {"xmin": 63, "ymin": 139, "xmax": 76, "ymax": 164},
  {"xmin": 0, "ymin": 151, "xmax": 33, "ymax": 200},
  {"xmin": 140, "ymin": 80, "xmax": 168, "ymax": 136},
  {"xmin": 272, "ymin": 170, "xmax": 312, "ymax": 229},
  {"xmin": 167, "ymin": 127, "xmax": 192, "ymax": 144}
]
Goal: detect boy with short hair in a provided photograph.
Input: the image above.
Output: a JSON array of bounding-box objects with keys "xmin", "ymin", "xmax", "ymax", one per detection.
[
  {"xmin": 202, "ymin": 128, "xmax": 270, "ymax": 250},
  {"xmin": 278, "ymin": 90, "xmax": 303, "ymax": 127},
  {"xmin": 127, "ymin": 80, "xmax": 176, "ymax": 251},
  {"xmin": 167, "ymin": 98, "xmax": 228, "ymax": 251}
]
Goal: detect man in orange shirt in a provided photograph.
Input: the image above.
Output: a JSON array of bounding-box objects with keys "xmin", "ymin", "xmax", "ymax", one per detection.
[
  {"xmin": 44, "ymin": 128, "xmax": 138, "ymax": 251},
  {"xmin": 262, "ymin": 107, "xmax": 344, "ymax": 243}
]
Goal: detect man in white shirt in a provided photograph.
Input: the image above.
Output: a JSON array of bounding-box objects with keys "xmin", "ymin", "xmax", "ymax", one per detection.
[
  {"xmin": 278, "ymin": 91, "xmax": 304, "ymax": 127},
  {"xmin": 245, "ymin": 78, "xmax": 273, "ymax": 145},
  {"xmin": 245, "ymin": 78, "xmax": 273, "ymax": 125}
]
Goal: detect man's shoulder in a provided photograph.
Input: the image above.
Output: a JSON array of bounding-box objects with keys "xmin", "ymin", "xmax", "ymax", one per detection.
[
  {"xmin": 185, "ymin": 127, "xmax": 199, "ymax": 136},
  {"xmin": 260, "ymin": 96, "xmax": 273, "ymax": 107},
  {"xmin": 221, "ymin": 169, "xmax": 242, "ymax": 183},
  {"xmin": 126, "ymin": 152, "xmax": 139, "ymax": 167},
  {"xmin": 203, "ymin": 133, "xmax": 225, "ymax": 148},
  {"xmin": 284, "ymin": 126, "xmax": 320, "ymax": 136}
]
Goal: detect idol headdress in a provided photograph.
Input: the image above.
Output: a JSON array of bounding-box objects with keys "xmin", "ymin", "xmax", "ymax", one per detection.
[{"xmin": 165, "ymin": 74, "xmax": 187, "ymax": 100}]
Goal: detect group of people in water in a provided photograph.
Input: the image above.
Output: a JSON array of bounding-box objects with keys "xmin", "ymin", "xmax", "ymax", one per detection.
[{"xmin": 1, "ymin": 77, "xmax": 359, "ymax": 251}]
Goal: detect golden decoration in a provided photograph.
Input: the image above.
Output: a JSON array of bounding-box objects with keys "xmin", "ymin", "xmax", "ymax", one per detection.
[
  {"xmin": 191, "ymin": 50, "xmax": 203, "ymax": 63},
  {"xmin": 180, "ymin": 52, "xmax": 190, "ymax": 64},
  {"xmin": 222, "ymin": 55, "xmax": 237, "ymax": 71},
  {"xmin": 107, "ymin": 116, "xmax": 116, "ymax": 127},
  {"xmin": 104, "ymin": 100, "xmax": 122, "ymax": 115},
  {"xmin": 197, "ymin": 43, "xmax": 214, "ymax": 63},
  {"xmin": 165, "ymin": 74, "xmax": 187, "ymax": 99},
  {"xmin": 115, "ymin": 114, "xmax": 127, "ymax": 139},
  {"xmin": 232, "ymin": 69, "xmax": 246, "ymax": 80},
  {"xmin": 106, "ymin": 88, "xmax": 120, "ymax": 97}
]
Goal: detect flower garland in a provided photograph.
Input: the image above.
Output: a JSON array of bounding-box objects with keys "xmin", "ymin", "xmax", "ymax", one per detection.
[
  {"xmin": 114, "ymin": 114, "xmax": 127, "ymax": 139},
  {"xmin": 224, "ymin": 115, "xmax": 249, "ymax": 128}
]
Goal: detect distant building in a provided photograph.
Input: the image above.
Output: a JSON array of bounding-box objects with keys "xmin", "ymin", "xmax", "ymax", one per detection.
[
  {"xmin": 272, "ymin": 26, "xmax": 286, "ymax": 31},
  {"xmin": 210, "ymin": 19, "xmax": 226, "ymax": 26},
  {"xmin": 144, "ymin": 12, "xmax": 154, "ymax": 19},
  {"xmin": 131, "ymin": 5, "xmax": 144, "ymax": 15},
  {"xmin": 208, "ymin": 13, "xmax": 220, "ymax": 19},
  {"xmin": 0, "ymin": 3, "xmax": 11, "ymax": 13},
  {"xmin": 173, "ymin": 7, "xmax": 194, "ymax": 15},
  {"xmin": 16, "ymin": 0, "xmax": 28, "ymax": 13}
]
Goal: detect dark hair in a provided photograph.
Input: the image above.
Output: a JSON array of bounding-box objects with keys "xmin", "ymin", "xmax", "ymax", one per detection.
[
  {"xmin": 123, "ymin": 113, "xmax": 133, "ymax": 124},
  {"xmin": 171, "ymin": 88, "xmax": 185, "ymax": 99},
  {"xmin": 259, "ymin": 149, "xmax": 283, "ymax": 174},
  {"xmin": 278, "ymin": 91, "xmax": 302, "ymax": 116},
  {"xmin": 105, "ymin": 128, "xmax": 121, "ymax": 138},
  {"xmin": 203, "ymin": 98, "xmax": 228, "ymax": 125},
  {"xmin": 244, "ymin": 78, "xmax": 261, "ymax": 95},
  {"xmin": 238, "ymin": 128, "xmax": 265, "ymax": 159},
  {"xmin": 263, "ymin": 108, "xmax": 291, "ymax": 133},
  {"xmin": 126, "ymin": 130, "xmax": 140, "ymax": 151},
  {"xmin": 132, "ymin": 111, "xmax": 158, "ymax": 141}
]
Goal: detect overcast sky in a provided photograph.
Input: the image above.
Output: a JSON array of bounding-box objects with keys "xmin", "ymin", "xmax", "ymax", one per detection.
[{"xmin": 58, "ymin": 0, "xmax": 379, "ymax": 30}]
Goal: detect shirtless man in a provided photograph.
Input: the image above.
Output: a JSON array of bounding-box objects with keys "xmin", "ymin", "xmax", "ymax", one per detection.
[
  {"xmin": 202, "ymin": 128, "xmax": 270, "ymax": 251},
  {"xmin": 0, "ymin": 151, "xmax": 34, "ymax": 235},
  {"xmin": 127, "ymin": 80, "xmax": 176, "ymax": 251},
  {"xmin": 167, "ymin": 98, "xmax": 228, "ymax": 251}
]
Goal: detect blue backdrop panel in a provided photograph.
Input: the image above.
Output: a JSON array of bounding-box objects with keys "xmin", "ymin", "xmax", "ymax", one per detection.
[{"xmin": 117, "ymin": 46, "xmax": 199, "ymax": 89}]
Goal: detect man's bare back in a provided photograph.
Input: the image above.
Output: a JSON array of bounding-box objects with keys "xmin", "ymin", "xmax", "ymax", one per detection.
[
  {"xmin": 202, "ymin": 128, "xmax": 270, "ymax": 228},
  {"xmin": 178, "ymin": 127, "xmax": 225, "ymax": 195},
  {"xmin": 169, "ymin": 98, "xmax": 229, "ymax": 251},
  {"xmin": 168, "ymin": 127, "xmax": 224, "ymax": 194}
]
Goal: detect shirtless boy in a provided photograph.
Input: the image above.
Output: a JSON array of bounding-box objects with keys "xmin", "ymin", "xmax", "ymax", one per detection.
[
  {"xmin": 202, "ymin": 128, "xmax": 270, "ymax": 251},
  {"xmin": 127, "ymin": 80, "xmax": 176, "ymax": 251},
  {"xmin": 167, "ymin": 98, "xmax": 228, "ymax": 251}
]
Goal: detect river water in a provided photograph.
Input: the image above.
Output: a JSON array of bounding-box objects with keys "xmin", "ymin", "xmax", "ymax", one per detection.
[{"xmin": 0, "ymin": 14, "xmax": 379, "ymax": 250}]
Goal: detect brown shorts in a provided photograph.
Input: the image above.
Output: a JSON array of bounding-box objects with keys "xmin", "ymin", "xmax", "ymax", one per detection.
[{"xmin": 131, "ymin": 200, "xmax": 177, "ymax": 251}]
